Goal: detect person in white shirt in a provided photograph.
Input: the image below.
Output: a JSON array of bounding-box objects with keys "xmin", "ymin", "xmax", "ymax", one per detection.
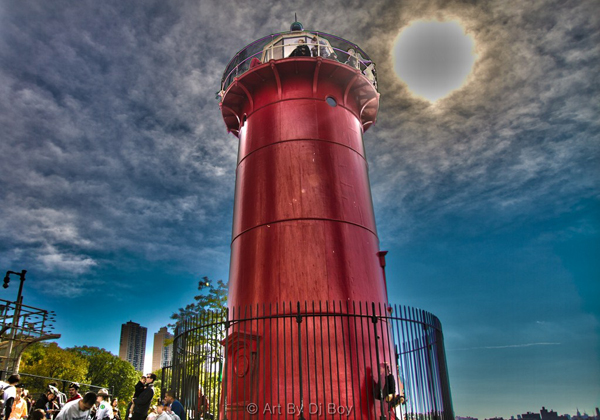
[
  {"xmin": 146, "ymin": 406, "xmax": 157, "ymax": 420},
  {"xmin": 94, "ymin": 390, "xmax": 113, "ymax": 420},
  {"xmin": 3, "ymin": 374, "xmax": 21, "ymax": 420},
  {"xmin": 154, "ymin": 404, "xmax": 169, "ymax": 420},
  {"xmin": 55, "ymin": 392, "xmax": 96, "ymax": 420},
  {"xmin": 164, "ymin": 405, "xmax": 180, "ymax": 420}
]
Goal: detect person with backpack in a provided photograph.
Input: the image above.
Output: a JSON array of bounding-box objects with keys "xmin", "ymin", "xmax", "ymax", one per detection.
[{"xmin": 2, "ymin": 374, "xmax": 21, "ymax": 420}]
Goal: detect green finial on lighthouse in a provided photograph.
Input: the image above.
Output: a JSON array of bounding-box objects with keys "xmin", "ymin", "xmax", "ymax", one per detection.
[{"xmin": 290, "ymin": 13, "xmax": 303, "ymax": 31}]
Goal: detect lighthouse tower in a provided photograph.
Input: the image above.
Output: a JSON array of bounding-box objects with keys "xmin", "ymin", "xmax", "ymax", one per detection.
[
  {"xmin": 221, "ymin": 22, "xmax": 385, "ymax": 314},
  {"xmin": 215, "ymin": 22, "xmax": 436, "ymax": 420}
]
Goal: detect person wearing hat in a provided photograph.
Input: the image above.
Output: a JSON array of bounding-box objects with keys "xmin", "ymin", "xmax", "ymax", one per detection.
[
  {"xmin": 22, "ymin": 390, "xmax": 33, "ymax": 415},
  {"xmin": 94, "ymin": 389, "xmax": 113, "ymax": 420},
  {"xmin": 47, "ymin": 383, "xmax": 67, "ymax": 408},
  {"xmin": 8, "ymin": 385, "xmax": 27, "ymax": 420},
  {"xmin": 131, "ymin": 374, "xmax": 155, "ymax": 420},
  {"xmin": 66, "ymin": 383, "xmax": 81, "ymax": 403},
  {"xmin": 37, "ymin": 386, "xmax": 61, "ymax": 419}
]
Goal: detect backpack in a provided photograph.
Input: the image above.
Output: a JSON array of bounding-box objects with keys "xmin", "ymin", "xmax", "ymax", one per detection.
[{"xmin": 0, "ymin": 383, "xmax": 14, "ymax": 416}]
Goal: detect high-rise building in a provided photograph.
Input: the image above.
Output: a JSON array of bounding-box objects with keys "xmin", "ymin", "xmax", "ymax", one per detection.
[
  {"xmin": 151, "ymin": 326, "xmax": 173, "ymax": 372},
  {"xmin": 118, "ymin": 321, "xmax": 147, "ymax": 372}
]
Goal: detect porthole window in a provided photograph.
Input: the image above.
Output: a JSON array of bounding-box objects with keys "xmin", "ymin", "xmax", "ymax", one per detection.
[{"xmin": 326, "ymin": 96, "xmax": 337, "ymax": 107}]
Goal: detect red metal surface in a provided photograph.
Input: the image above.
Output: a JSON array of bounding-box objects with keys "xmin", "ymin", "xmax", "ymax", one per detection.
[
  {"xmin": 220, "ymin": 57, "xmax": 389, "ymax": 418},
  {"xmin": 222, "ymin": 57, "xmax": 385, "ymax": 309}
]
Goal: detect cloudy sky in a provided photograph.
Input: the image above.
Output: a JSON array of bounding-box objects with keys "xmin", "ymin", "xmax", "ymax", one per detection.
[{"xmin": 1, "ymin": 0, "xmax": 598, "ymax": 417}]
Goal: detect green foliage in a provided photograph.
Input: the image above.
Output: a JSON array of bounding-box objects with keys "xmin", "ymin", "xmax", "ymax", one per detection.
[
  {"xmin": 19, "ymin": 342, "xmax": 138, "ymax": 420},
  {"xmin": 169, "ymin": 277, "xmax": 228, "ymax": 328},
  {"xmin": 68, "ymin": 346, "xmax": 139, "ymax": 403},
  {"xmin": 168, "ymin": 277, "xmax": 227, "ymax": 405},
  {"xmin": 19, "ymin": 342, "xmax": 88, "ymax": 392},
  {"xmin": 150, "ymin": 368, "xmax": 163, "ymax": 407}
]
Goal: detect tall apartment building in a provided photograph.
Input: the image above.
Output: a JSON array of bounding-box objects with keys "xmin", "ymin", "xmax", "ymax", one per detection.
[
  {"xmin": 151, "ymin": 326, "xmax": 173, "ymax": 372},
  {"xmin": 119, "ymin": 321, "xmax": 147, "ymax": 372}
]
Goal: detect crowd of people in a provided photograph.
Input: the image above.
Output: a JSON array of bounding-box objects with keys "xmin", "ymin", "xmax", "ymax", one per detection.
[
  {"xmin": 0, "ymin": 374, "xmax": 208, "ymax": 420},
  {"xmin": 0, "ymin": 374, "xmax": 98, "ymax": 420}
]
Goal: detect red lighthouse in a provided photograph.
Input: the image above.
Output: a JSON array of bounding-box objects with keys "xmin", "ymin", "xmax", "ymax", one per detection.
[
  {"xmin": 210, "ymin": 21, "xmax": 453, "ymax": 420},
  {"xmin": 221, "ymin": 22, "xmax": 385, "ymax": 314}
]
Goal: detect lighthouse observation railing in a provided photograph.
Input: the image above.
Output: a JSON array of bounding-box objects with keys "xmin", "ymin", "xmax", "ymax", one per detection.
[
  {"xmin": 162, "ymin": 301, "xmax": 453, "ymax": 420},
  {"xmin": 220, "ymin": 31, "xmax": 378, "ymax": 95}
]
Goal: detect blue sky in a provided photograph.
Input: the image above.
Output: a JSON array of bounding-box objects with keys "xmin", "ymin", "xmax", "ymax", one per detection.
[{"xmin": 0, "ymin": 0, "xmax": 598, "ymax": 418}]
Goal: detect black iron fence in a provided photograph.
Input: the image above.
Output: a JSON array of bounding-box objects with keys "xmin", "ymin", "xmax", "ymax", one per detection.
[{"xmin": 162, "ymin": 302, "xmax": 453, "ymax": 420}]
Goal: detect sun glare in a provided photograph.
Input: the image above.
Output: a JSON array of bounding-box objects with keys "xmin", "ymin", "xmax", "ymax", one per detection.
[{"xmin": 392, "ymin": 20, "xmax": 476, "ymax": 102}]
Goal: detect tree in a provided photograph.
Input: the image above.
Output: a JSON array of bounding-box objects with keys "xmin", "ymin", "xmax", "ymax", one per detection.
[
  {"xmin": 151, "ymin": 368, "xmax": 163, "ymax": 407},
  {"xmin": 167, "ymin": 277, "xmax": 228, "ymax": 406},
  {"xmin": 19, "ymin": 342, "xmax": 88, "ymax": 393},
  {"xmin": 68, "ymin": 346, "xmax": 139, "ymax": 403},
  {"xmin": 170, "ymin": 277, "xmax": 228, "ymax": 326},
  {"xmin": 19, "ymin": 343, "xmax": 138, "ymax": 419}
]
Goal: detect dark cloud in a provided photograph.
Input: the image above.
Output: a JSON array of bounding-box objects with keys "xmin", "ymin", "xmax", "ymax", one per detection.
[{"xmin": 367, "ymin": 0, "xmax": 600, "ymax": 247}]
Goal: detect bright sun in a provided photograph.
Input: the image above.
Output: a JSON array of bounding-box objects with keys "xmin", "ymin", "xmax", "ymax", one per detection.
[{"xmin": 392, "ymin": 20, "xmax": 476, "ymax": 102}]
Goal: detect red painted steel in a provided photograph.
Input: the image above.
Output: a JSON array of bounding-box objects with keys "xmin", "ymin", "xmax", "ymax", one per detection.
[
  {"xmin": 222, "ymin": 57, "xmax": 385, "ymax": 309},
  {"xmin": 220, "ymin": 56, "xmax": 390, "ymax": 419}
]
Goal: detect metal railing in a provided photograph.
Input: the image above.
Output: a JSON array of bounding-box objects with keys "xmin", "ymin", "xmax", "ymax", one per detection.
[
  {"xmin": 2, "ymin": 371, "xmax": 113, "ymax": 399},
  {"xmin": 220, "ymin": 31, "xmax": 378, "ymax": 95},
  {"xmin": 163, "ymin": 301, "xmax": 453, "ymax": 420}
]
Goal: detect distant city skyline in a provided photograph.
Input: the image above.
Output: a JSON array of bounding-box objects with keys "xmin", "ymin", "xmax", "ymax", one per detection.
[{"xmin": 457, "ymin": 406, "xmax": 600, "ymax": 420}]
